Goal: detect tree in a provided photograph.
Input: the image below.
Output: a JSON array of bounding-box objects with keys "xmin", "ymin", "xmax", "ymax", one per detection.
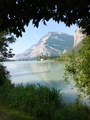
[
  {"xmin": 65, "ymin": 36, "xmax": 90, "ymax": 97},
  {"xmin": 0, "ymin": 0, "xmax": 90, "ymax": 37},
  {"xmin": 0, "ymin": 31, "xmax": 16, "ymax": 61},
  {"xmin": 0, "ymin": 31, "xmax": 16, "ymax": 85}
]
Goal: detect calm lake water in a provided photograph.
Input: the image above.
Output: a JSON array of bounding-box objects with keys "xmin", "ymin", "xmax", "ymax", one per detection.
[{"xmin": 4, "ymin": 61, "xmax": 89, "ymax": 105}]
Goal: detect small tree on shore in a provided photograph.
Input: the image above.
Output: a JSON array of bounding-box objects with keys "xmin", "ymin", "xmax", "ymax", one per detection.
[
  {"xmin": 65, "ymin": 35, "xmax": 90, "ymax": 97},
  {"xmin": 0, "ymin": 31, "xmax": 16, "ymax": 85},
  {"xmin": 0, "ymin": 31, "xmax": 16, "ymax": 61}
]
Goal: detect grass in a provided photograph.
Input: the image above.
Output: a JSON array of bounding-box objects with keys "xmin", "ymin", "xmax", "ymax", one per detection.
[
  {"xmin": 0, "ymin": 102, "xmax": 90, "ymax": 120},
  {"xmin": 0, "ymin": 80, "xmax": 64, "ymax": 120},
  {"xmin": 0, "ymin": 77, "xmax": 90, "ymax": 120},
  {"xmin": 0, "ymin": 103, "xmax": 38, "ymax": 120}
]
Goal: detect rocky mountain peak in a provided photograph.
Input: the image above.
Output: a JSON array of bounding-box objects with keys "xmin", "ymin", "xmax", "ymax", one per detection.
[
  {"xmin": 14, "ymin": 32, "xmax": 74, "ymax": 60},
  {"xmin": 74, "ymin": 28, "xmax": 86, "ymax": 47}
]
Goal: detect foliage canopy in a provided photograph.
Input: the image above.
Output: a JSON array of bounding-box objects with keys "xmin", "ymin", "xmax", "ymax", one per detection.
[
  {"xmin": 0, "ymin": 31, "xmax": 16, "ymax": 85},
  {"xmin": 0, "ymin": 0, "xmax": 90, "ymax": 37},
  {"xmin": 0, "ymin": 31, "xmax": 16, "ymax": 60},
  {"xmin": 65, "ymin": 36, "xmax": 90, "ymax": 97}
]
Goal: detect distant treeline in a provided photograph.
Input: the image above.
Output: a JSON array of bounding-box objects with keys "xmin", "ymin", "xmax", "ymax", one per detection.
[{"xmin": 36, "ymin": 53, "xmax": 72, "ymax": 61}]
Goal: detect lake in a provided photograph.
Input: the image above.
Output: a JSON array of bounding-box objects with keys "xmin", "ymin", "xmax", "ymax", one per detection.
[{"xmin": 4, "ymin": 60, "xmax": 89, "ymax": 105}]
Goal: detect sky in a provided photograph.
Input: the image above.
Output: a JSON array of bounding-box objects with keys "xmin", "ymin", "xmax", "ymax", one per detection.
[{"xmin": 10, "ymin": 19, "xmax": 78, "ymax": 54}]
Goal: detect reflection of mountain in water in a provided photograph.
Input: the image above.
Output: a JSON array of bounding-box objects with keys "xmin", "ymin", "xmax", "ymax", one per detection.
[
  {"xmin": 4, "ymin": 61, "xmax": 89, "ymax": 105},
  {"xmin": 24, "ymin": 61, "xmax": 66, "ymax": 88},
  {"xmin": 23, "ymin": 61, "xmax": 84, "ymax": 103}
]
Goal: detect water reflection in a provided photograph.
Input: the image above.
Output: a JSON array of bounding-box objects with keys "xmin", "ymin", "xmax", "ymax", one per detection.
[{"xmin": 4, "ymin": 61, "xmax": 89, "ymax": 105}]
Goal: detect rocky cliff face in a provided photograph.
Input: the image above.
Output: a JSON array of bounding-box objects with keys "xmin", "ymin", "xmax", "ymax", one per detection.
[
  {"xmin": 14, "ymin": 32, "xmax": 74, "ymax": 60},
  {"xmin": 74, "ymin": 28, "xmax": 86, "ymax": 47}
]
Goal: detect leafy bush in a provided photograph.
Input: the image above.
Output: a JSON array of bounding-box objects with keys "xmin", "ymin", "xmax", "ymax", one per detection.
[
  {"xmin": 0, "ymin": 83, "xmax": 64, "ymax": 120},
  {"xmin": 64, "ymin": 36, "xmax": 90, "ymax": 97},
  {"xmin": 0, "ymin": 63, "xmax": 11, "ymax": 85},
  {"xmin": 0, "ymin": 81, "xmax": 90, "ymax": 120}
]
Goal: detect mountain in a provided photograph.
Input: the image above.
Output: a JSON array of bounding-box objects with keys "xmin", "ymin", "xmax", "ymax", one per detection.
[
  {"xmin": 64, "ymin": 28, "xmax": 86, "ymax": 55},
  {"xmin": 73, "ymin": 28, "xmax": 86, "ymax": 47},
  {"xmin": 14, "ymin": 32, "xmax": 74, "ymax": 60},
  {"xmin": 72, "ymin": 28, "xmax": 86, "ymax": 54}
]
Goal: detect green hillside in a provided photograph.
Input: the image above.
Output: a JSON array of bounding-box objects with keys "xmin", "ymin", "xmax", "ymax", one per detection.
[
  {"xmin": 56, "ymin": 41, "xmax": 83, "ymax": 61},
  {"xmin": 70, "ymin": 41, "xmax": 82, "ymax": 55}
]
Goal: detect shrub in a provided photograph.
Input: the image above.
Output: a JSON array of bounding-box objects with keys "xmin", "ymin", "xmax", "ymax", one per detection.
[{"xmin": 0, "ymin": 83, "xmax": 64, "ymax": 120}]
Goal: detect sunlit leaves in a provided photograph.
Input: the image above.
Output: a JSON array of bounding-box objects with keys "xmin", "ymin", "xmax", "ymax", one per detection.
[
  {"xmin": 65, "ymin": 36, "xmax": 90, "ymax": 97},
  {"xmin": 0, "ymin": 31, "xmax": 16, "ymax": 60}
]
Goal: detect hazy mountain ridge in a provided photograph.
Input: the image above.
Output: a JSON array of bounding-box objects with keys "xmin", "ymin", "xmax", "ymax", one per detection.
[{"xmin": 14, "ymin": 32, "xmax": 74, "ymax": 60}]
